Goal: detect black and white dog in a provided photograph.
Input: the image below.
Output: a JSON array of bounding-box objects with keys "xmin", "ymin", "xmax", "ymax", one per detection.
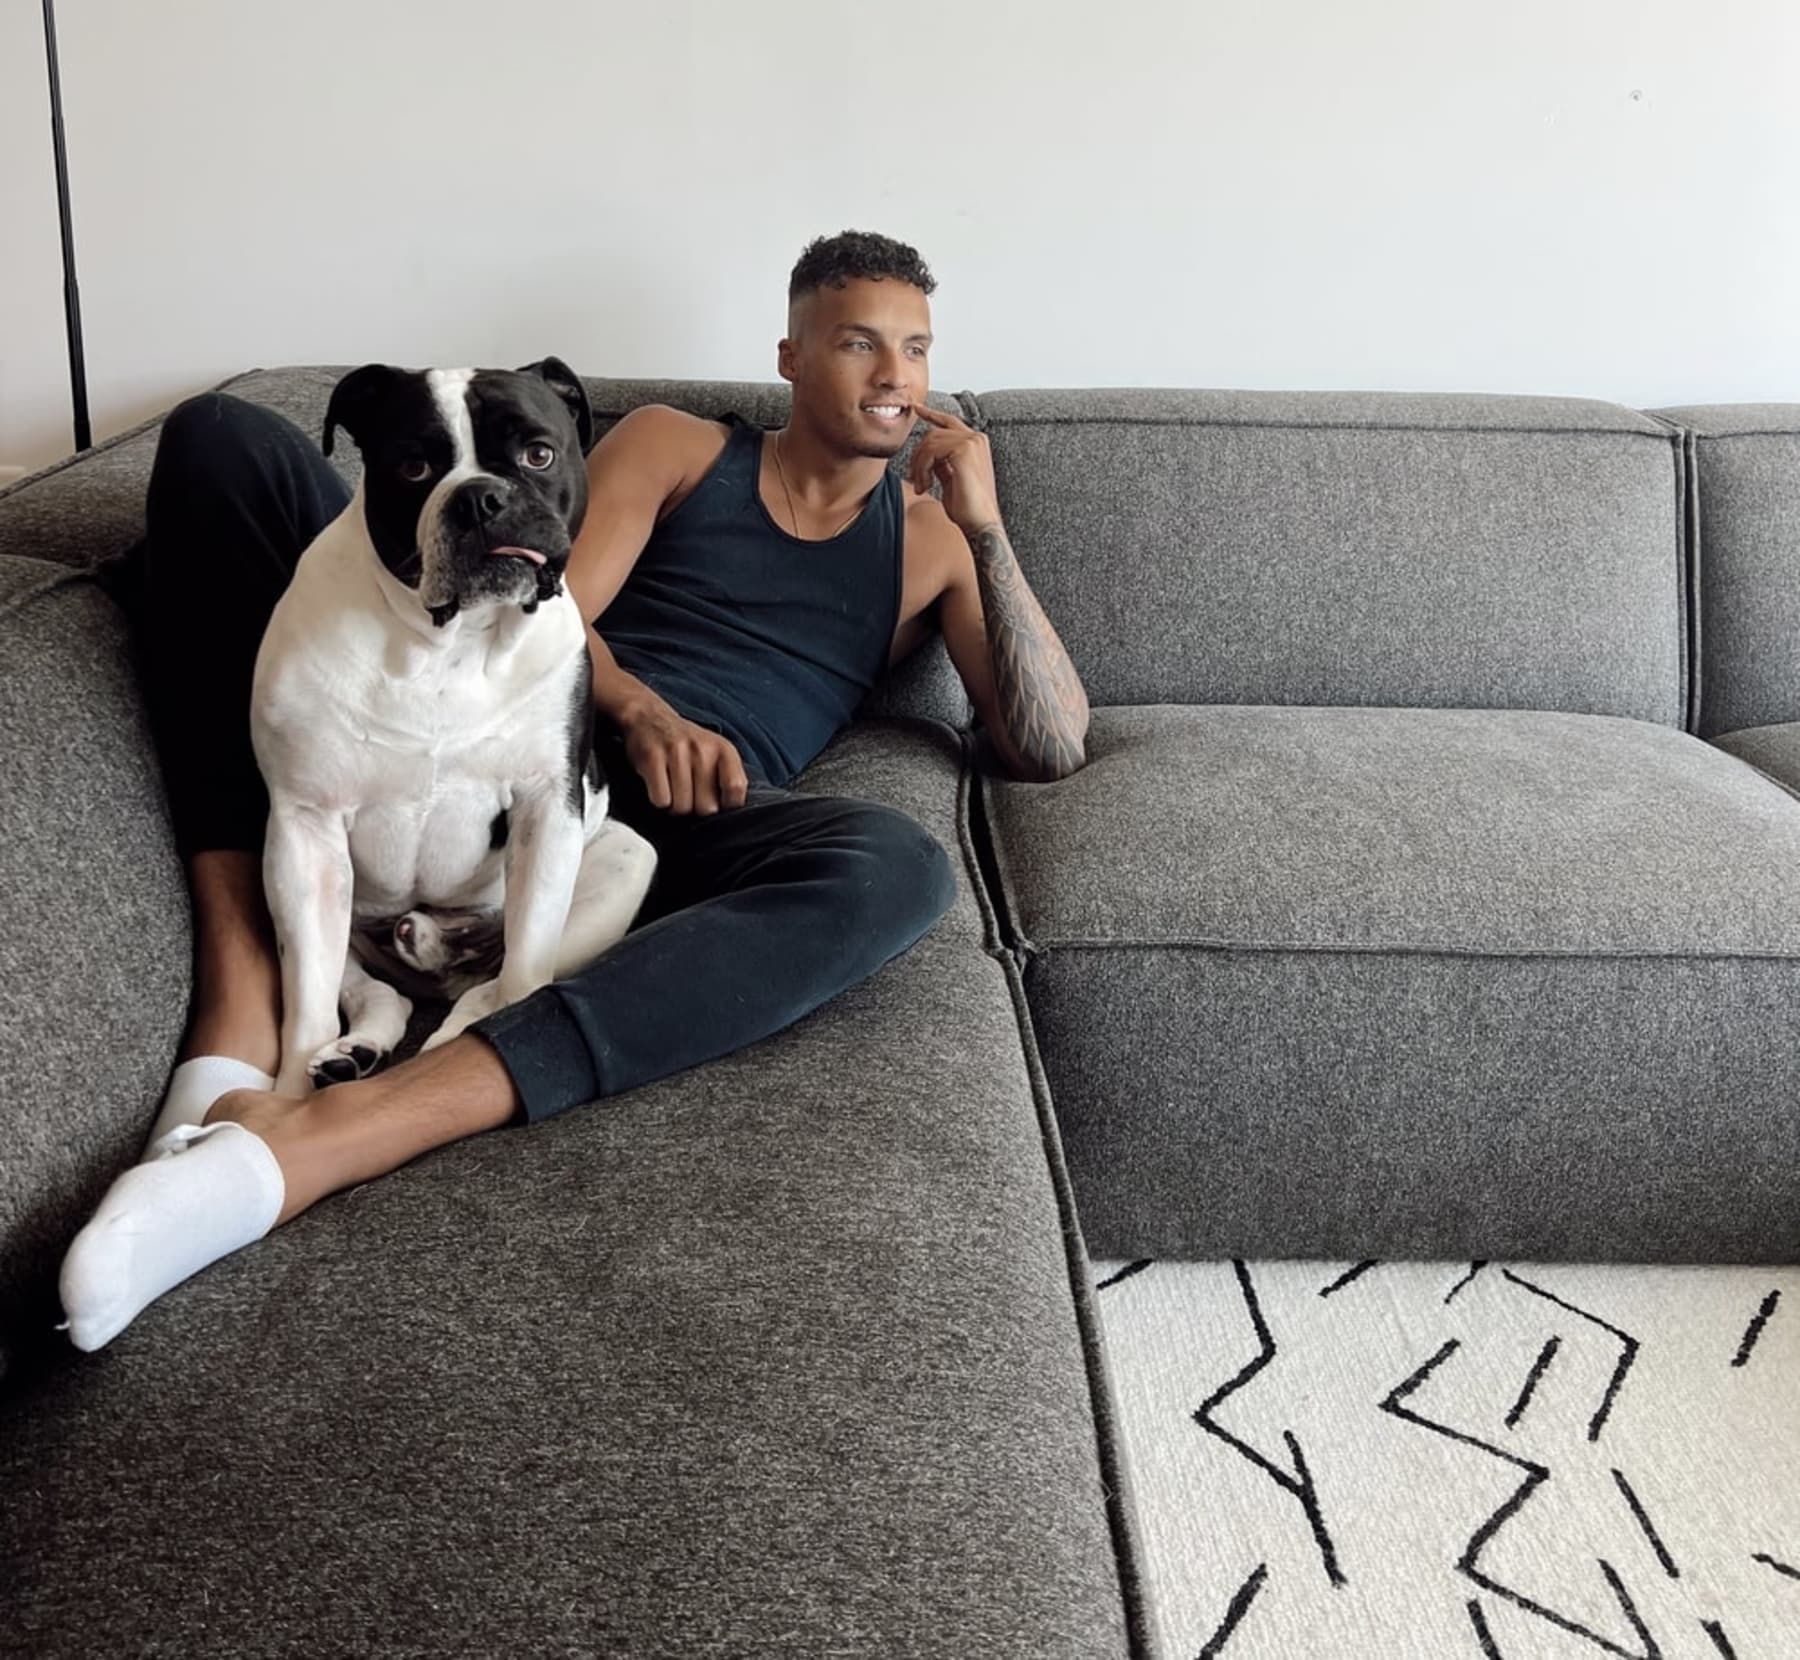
[{"xmin": 251, "ymin": 359, "xmax": 655, "ymax": 1096}]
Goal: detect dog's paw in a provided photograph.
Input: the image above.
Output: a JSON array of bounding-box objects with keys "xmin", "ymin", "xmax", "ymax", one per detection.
[
  {"xmin": 420, "ymin": 977, "xmax": 507, "ymax": 1052},
  {"xmin": 306, "ymin": 1036, "xmax": 387, "ymax": 1089}
]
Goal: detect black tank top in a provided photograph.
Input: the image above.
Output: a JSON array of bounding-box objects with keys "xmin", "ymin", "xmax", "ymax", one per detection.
[{"xmin": 597, "ymin": 415, "xmax": 905, "ymax": 787}]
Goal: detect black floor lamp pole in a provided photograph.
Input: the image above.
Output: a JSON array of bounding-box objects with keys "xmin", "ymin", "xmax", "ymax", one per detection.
[{"xmin": 43, "ymin": 0, "xmax": 91, "ymax": 453}]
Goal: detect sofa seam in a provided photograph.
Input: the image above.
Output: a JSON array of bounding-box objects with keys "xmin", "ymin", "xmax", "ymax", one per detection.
[
  {"xmin": 998, "ymin": 950, "xmax": 1154, "ymax": 1660},
  {"xmin": 968, "ymin": 767, "xmax": 1034, "ymax": 960},
  {"xmin": 953, "ymin": 731, "xmax": 1009, "ymax": 957},
  {"xmin": 977, "ymin": 415, "xmax": 1674, "ymax": 441},
  {"xmin": 1019, "ymin": 935, "xmax": 1800, "ymax": 962},
  {"xmin": 1681, "ymin": 425, "xmax": 1704, "ymax": 735},
  {"xmin": 1677, "ymin": 428, "xmax": 1800, "ymax": 443},
  {"xmin": 0, "ymin": 561, "xmax": 97, "ymax": 624}
]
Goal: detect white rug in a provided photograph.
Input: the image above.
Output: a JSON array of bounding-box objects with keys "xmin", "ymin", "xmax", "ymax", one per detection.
[{"xmin": 1091, "ymin": 1259, "xmax": 1798, "ymax": 1659}]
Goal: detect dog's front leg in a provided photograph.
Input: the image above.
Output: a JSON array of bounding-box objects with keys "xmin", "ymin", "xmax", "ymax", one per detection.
[
  {"xmin": 264, "ymin": 798, "xmax": 355, "ymax": 1096},
  {"xmin": 421, "ymin": 785, "xmax": 583, "ymax": 1051}
]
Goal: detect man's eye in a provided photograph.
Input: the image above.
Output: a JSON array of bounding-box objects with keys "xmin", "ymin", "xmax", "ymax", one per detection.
[
  {"xmin": 398, "ymin": 458, "xmax": 432, "ymax": 483},
  {"xmin": 907, "ymin": 345, "xmax": 928, "ymax": 358},
  {"xmin": 845, "ymin": 339, "xmax": 872, "ymax": 352},
  {"xmin": 521, "ymin": 441, "xmax": 557, "ymax": 470}
]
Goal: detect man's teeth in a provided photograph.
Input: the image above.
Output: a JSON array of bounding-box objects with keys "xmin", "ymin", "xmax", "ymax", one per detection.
[{"xmin": 864, "ymin": 405, "xmax": 905, "ymax": 417}]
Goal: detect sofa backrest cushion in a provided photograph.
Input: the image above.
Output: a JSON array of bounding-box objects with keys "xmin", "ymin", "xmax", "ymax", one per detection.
[
  {"xmin": 977, "ymin": 389, "xmax": 1687, "ymax": 725},
  {"xmin": 1648, "ymin": 404, "xmax": 1800, "ymax": 739}
]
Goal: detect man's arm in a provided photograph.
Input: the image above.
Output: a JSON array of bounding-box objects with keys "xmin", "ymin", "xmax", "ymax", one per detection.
[
  {"xmin": 908, "ymin": 407, "xmax": 1089, "ymax": 782},
  {"xmin": 565, "ymin": 406, "xmax": 750, "ymax": 813}
]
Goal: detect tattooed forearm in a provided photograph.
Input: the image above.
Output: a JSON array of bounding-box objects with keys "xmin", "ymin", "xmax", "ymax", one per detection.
[{"xmin": 970, "ymin": 524, "xmax": 1089, "ymax": 780}]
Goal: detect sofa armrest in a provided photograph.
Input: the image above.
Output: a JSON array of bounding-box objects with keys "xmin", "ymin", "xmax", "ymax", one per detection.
[{"xmin": 0, "ymin": 557, "xmax": 191, "ymax": 1376}]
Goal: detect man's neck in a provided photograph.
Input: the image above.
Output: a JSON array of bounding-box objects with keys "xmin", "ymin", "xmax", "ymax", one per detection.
[{"xmin": 773, "ymin": 421, "xmax": 889, "ymax": 513}]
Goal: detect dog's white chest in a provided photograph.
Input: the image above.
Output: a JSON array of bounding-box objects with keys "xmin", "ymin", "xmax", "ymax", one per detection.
[{"xmin": 251, "ymin": 516, "xmax": 586, "ymax": 912}]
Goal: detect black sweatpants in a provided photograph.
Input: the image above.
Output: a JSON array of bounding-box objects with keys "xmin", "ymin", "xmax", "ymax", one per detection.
[{"xmin": 123, "ymin": 392, "xmax": 955, "ymax": 1122}]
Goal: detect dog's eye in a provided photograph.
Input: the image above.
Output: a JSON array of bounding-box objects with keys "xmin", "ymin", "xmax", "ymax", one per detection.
[
  {"xmin": 398, "ymin": 458, "xmax": 432, "ymax": 483},
  {"xmin": 521, "ymin": 442, "xmax": 556, "ymax": 471}
]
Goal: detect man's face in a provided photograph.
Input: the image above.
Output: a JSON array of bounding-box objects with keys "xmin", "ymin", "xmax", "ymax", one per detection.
[{"xmin": 779, "ymin": 277, "xmax": 933, "ymax": 458}]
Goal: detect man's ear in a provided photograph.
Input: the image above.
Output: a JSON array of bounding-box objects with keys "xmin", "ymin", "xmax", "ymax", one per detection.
[
  {"xmin": 519, "ymin": 356, "xmax": 595, "ymax": 454},
  {"xmin": 323, "ymin": 364, "xmax": 407, "ymax": 457},
  {"xmin": 776, "ymin": 337, "xmax": 797, "ymax": 384}
]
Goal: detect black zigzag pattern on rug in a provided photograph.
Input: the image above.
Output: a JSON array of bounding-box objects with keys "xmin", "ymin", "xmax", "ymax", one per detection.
[{"xmin": 1192, "ymin": 1262, "xmax": 1345, "ymax": 1589}]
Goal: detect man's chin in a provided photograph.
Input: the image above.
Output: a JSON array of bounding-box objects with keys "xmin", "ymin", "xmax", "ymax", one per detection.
[{"xmin": 850, "ymin": 429, "xmax": 911, "ymax": 461}]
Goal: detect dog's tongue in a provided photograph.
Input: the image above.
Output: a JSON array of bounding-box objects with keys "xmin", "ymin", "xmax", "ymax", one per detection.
[{"xmin": 488, "ymin": 544, "xmax": 547, "ymax": 566}]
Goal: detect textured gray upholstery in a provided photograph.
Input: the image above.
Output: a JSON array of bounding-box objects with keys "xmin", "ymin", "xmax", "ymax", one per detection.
[
  {"xmin": 1650, "ymin": 404, "xmax": 1800, "ymax": 738},
  {"xmin": 1, "ymin": 936, "xmax": 1134, "ymax": 1658},
  {"xmin": 980, "ymin": 388, "xmax": 1685, "ymax": 724},
  {"xmin": 982, "ymin": 705, "xmax": 1800, "ymax": 1261},
  {"xmin": 0, "ymin": 556, "xmax": 192, "ymax": 1381},
  {"xmin": 1711, "ymin": 719, "xmax": 1800, "ymax": 794}
]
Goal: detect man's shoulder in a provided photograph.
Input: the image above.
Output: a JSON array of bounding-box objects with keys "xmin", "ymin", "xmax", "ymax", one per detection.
[
  {"xmin": 606, "ymin": 402, "xmax": 734, "ymax": 457},
  {"xmin": 594, "ymin": 405, "xmax": 735, "ymax": 509},
  {"xmin": 901, "ymin": 491, "xmax": 968, "ymax": 565}
]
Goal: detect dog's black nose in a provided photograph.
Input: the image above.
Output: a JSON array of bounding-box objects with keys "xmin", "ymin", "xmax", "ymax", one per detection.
[{"xmin": 450, "ymin": 478, "xmax": 509, "ymax": 529}]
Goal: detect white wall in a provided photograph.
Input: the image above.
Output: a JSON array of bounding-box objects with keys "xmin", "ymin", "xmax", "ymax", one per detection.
[
  {"xmin": 4, "ymin": 0, "xmax": 1798, "ymax": 474},
  {"xmin": 1, "ymin": 1, "xmax": 74, "ymax": 478}
]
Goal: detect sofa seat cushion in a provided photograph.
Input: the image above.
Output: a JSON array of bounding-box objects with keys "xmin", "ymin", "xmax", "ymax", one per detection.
[
  {"xmin": 981, "ymin": 705, "xmax": 1800, "ymax": 1262},
  {"xmin": 1, "ymin": 931, "xmax": 1135, "ymax": 1657},
  {"xmin": 987, "ymin": 704, "xmax": 1800, "ymax": 957},
  {"xmin": 1711, "ymin": 720, "xmax": 1800, "ymax": 794}
]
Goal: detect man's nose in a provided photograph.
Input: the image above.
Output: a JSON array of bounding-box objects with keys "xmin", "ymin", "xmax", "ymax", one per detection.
[{"xmin": 873, "ymin": 350, "xmax": 907, "ymax": 386}]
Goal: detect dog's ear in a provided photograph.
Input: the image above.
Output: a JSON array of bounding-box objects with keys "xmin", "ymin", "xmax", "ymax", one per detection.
[
  {"xmin": 519, "ymin": 356, "xmax": 595, "ymax": 454},
  {"xmin": 323, "ymin": 363, "xmax": 407, "ymax": 457}
]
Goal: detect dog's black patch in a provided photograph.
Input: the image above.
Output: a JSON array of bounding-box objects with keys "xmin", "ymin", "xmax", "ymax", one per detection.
[
  {"xmin": 563, "ymin": 642, "xmax": 600, "ymax": 816},
  {"xmin": 489, "ymin": 808, "xmax": 509, "ymax": 850},
  {"xmin": 320, "ymin": 361, "xmax": 592, "ymax": 616}
]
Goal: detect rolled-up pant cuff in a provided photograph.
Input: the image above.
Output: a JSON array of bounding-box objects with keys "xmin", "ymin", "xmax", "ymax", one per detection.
[{"xmin": 472, "ymin": 985, "xmax": 606, "ymax": 1125}]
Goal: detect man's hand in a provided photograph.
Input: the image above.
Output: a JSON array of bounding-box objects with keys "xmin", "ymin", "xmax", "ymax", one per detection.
[
  {"xmin": 907, "ymin": 403, "xmax": 1002, "ymax": 536},
  {"xmin": 619, "ymin": 693, "xmax": 749, "ymax": 814}
]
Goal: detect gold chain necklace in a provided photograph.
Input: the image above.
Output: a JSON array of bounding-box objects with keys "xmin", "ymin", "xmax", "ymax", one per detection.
[{"xmin": 772, "ymin": 430, "xmax": 863, "ymax": 541}]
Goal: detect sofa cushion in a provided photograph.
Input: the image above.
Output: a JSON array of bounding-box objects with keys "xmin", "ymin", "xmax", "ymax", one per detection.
[
  {"xmin": 1711, "ymin": 720, "xmax": 1800, "ymax": 792},
  {"xmin": 0, "ymin": 934, "xmax": 1136, "ymax": 1658},
  {"xmin": 988, "ymin": 704, "xmax": 1800, "ymax": 955},
  {"xmin": 981, "ymin": 705, "xmax": 1800, "ymax": 1261},
  {"xmin": 0, "ymin": 369, "xmax": 974, "ymax": 729},
  {"xmin": 978, "ymin": 389, "xmax": 1686, "ymax": 725},
  {"xmin": 1650, "ymin": 404, "xmax": 1800, "ymax": 738},
  {"xmin": 0, "ymin": 557, "xmax": 193, "ymax": 1381}
]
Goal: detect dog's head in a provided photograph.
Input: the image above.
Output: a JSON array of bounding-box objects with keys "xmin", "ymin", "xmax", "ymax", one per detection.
[{"xmin": 323, "ymin": 358, "xmax": 595, "ymax": 626}]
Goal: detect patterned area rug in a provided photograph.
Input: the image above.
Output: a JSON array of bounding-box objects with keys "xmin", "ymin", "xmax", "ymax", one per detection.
[{"xmin": 1091, "ymin": 1260, "xmax": 1799, "ymax": 1659}]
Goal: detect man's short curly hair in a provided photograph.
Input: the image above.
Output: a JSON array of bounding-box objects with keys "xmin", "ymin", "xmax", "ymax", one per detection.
[{"xmin": 788, "ymin": 230, "xmax": 937, "ymax": 301}]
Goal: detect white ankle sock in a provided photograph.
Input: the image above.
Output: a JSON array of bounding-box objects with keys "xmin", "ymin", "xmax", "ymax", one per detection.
[
  {"xmin": 143, "ymin": 1056, "xmax": 275, "ymax": 1157},
  {"xmin": 59, "ymin": 1122, "xmax": 285, "ymax": 1352}
]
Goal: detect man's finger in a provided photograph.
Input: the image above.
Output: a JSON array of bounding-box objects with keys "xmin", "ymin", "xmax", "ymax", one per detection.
[
  {"xmin": 667, "ymin": 747, "xmax": 695, "ymax": 815},
  {"xmin": 909, "ymin": 432, "xmax": 956, "ymax": 491},
  {"xmin": 694, "ymin": 752, "xmax": 721, "ymax": 816},
  {"xmin": 722, "ymin": 747, "xmax": 750, "ymax": 810},
  {"xmin": 640, "ymin": 750, "xmax": 672, "ymax": 810},
  {"xmin": 910, "ymin": 402, "xmax": 966, "ymax": 431}
]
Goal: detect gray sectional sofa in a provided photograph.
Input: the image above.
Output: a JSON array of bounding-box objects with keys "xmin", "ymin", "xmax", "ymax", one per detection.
[{"xmin": 2, "ymin": 370, "xmax": 1796, "ymax": 1656}]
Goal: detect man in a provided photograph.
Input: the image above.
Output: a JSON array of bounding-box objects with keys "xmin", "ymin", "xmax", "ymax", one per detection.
[{"xmin": 60, "ymin": 230, "xmax": 1088, "ymax": 1350}]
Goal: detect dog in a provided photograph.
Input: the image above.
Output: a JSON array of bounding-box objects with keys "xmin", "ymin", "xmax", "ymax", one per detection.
[{"xmin": 250, "ymin": 358, "xmax": 656, "ymax": 1096}]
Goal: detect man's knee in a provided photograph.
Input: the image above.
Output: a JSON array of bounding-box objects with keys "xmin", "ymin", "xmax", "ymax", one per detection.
[
  {"xmin": 153, "ymin": 393, "xmax": 285, "ymax": 490},
  {"xmin": 833, "ymin": 803, "xmax": 956, "ymax": 946}
]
